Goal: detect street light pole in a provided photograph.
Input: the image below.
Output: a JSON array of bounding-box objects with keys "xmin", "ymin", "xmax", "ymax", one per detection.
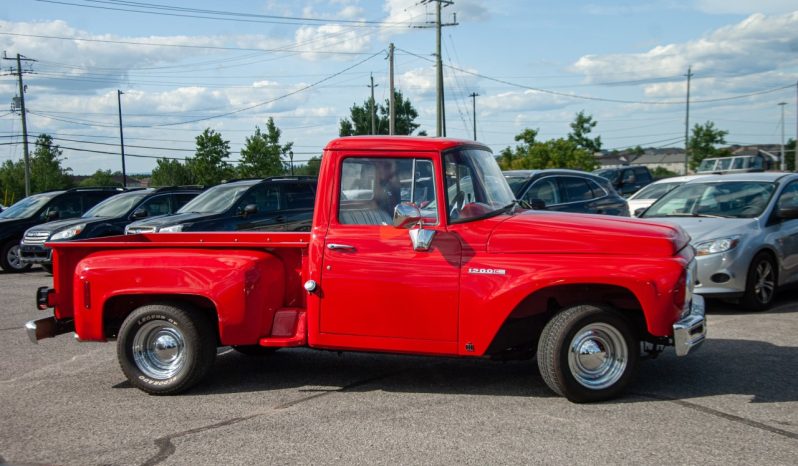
[{"xmin": 779, "ymin": 102, "xmax": 787, "ymax": 171}]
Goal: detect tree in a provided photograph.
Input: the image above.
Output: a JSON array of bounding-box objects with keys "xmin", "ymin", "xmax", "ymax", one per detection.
[
  {"xmin": 186, "ymin": 128, "xmax": 234, "ymax": 185},
  {"xmin": 339, "ymin": 90, "xmax": 421, "ymax": 136},
  {"xmin": 786, "ymin": 138, "xmax": 796, "ymax": 172},
  {"xmin": 79, "ymin": 169, "xmax": 122, "ymax": 187},
  {"xmin": 568, "ymin": 111, "xmax": 602, "ymax": 154},
  {"xmin": 238, "ymin": 118, "xmax": 291, "ymax": 178},
  {"xmin": 150, "ymin": 159, "xmax": 195, "ymax": 186},
  {"xmin": 294, "ymin": 156, "xmax": 322, "ymax": 176},
  {"xmin": 509, "ymin": 138, "xmax": 598, "ymax": 171},
  {"xmin": 30, "ymin": 134, "xmax": 73, "ymax": 193},
  {"xmin": 0, "ymin": 160, "xmax": 26, "ymax": 204},
  {"xmin": 497, "ymin": 128, "xmax": 539, "ymax": 170},
  {"xmin": 688, "ymin": 121, "xmax": 730, "ymax": 171}
]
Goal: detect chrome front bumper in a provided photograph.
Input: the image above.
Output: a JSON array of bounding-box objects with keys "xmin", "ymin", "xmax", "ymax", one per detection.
[
  {"xmin": 25, "ymin": 317, "xmax": 74, "ymax": 344},
  {"xmin": 673, "ymin": 294, "xmax": 706, "ymax": 356}
]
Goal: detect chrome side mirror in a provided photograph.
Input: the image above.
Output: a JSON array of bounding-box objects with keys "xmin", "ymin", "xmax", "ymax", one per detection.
[
  {"xmin": 393, "ymin": 202, "xmax": 435, "ymax": 251},
  {"xmin": 393, "ymin": 202, "xmax": 422, "ymax": 229}
]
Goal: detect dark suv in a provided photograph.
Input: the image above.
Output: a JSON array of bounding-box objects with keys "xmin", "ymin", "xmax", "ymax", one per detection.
[
  {"xmin": 0, "ymin": 187, "xmax": 125, "ymax": 272},
  {"xmin": 125, "ymin": 177, "xmax": 317, "ymax": 234},
  {"xmin": 593, "ymin": 166, "xmax": 654, "ymax": 197},
  {"xmin": 504, "ymin": 169, "xmax": 629, "ymax": 216},
  {"xmin": 20, "ymin": 186, "xmax": 203, "ymax": 272}
]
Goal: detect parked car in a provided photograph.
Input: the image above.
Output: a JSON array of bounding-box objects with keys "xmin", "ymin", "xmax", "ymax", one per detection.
[
  {"xmin": 639, "ymin": 172, "xmax": 798, "ymax": 310},
  {"xmin": 627, "ymin": 175, "xmax": 712, "ymax": 216},
  {"xmin": 19, "ymin": 186, "xmax": 203, "ymax": 273},
  {"xmin": 504, "ymin": 169, "xmax": 629, "ymax": 216},
  {"xmin": 0, "ymin": 187, "xmax": 126, "ymax": 272},
  {"xmin": 593, "ymin": 166, "xmax": 654, "ymax": 197},
  {"xmin": 696, "ymin": 154, "xmax": 771, "ymax": 174},
  {"xmin": 125, "ymin": 176, "xmax": 317, "ymax": 234}
]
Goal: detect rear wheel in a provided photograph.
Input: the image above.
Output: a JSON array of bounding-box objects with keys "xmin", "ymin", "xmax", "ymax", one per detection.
[
  {"xmin": 1, "ymin": 241, "xmax": 32, "ymax": 273},
  {"xmin": 537, "ymin": 305, "xmax": 638, "ymax": 403},
  {"xmin": 117, "ymin": 303, "xmax": 216, "ymax": 395},
  {"xmin": 740, "ymin": 252, "xmax": 777, "ymax": 311}
]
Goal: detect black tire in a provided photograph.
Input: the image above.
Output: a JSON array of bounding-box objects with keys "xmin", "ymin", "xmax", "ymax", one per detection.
[
  {"xmin": 231, "ymin": 345, "xmax": 278, "ymax": 356},
  {"xmin": 740, "ymin": 252, "xmax": 777, "ymax": 311},
  {"xmin": 117, "ymin": 303, "xmax": 217, "ymax": 395},
  {"xmin": 1, "ymin": 241, "xmax": 32, "ymax": 273},
  {"xmin": 537, "ymin": 305, "xmax": 638, "ymax": 403}
]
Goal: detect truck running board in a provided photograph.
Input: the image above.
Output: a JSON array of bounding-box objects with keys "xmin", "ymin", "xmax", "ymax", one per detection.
[{"xmin": 259, "ymin": 309, "xmax": 307, "ymax": 347}]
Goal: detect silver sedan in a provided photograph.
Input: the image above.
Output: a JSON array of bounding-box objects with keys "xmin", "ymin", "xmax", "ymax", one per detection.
[{"xmin": 640, "ymin": 172, "xmax": 798, "ymax": 310}]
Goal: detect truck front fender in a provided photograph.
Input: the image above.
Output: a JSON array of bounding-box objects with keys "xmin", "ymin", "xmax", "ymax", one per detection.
[{"xmin": 72, "ymin": 248, "xmax": 285, "ymax": 344}]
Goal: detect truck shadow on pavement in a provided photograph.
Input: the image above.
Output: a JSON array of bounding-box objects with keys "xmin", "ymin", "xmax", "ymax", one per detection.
[{"xmin": 150, "ymin": 333, "xmax": 797, "ymax": 404}]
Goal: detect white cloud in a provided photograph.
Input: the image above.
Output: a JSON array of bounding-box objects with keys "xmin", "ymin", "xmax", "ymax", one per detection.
[
  {"xmin": 480, "ymin": 90, "xmax": 571, "ymax": 113},
  {"xmin": 570, "ymin": 11, "xmax": 798, "ymax": 95},
  {"xmin": 694, "ymin": 0, "xmax": 798, "ymax": 15},
  {"xmin": 380, "ymin": 0, "xmax": 488, "ymax": 38}
]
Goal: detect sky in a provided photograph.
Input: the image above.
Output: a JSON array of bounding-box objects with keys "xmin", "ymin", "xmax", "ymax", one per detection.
[{"xmin": 0, "ymin": 0, "xmax": 797, "ymax": 175}]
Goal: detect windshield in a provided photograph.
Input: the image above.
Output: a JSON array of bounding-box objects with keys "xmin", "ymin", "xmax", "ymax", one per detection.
[
  {"xmin": 629, "ymin": 181, "xmax": 682, "ymax": 201},
  {"xmin": 504, "ymin": 176, "xmax": 529, "ymax": 197},
  {"xmin": 0, "ymin": 193, "xmax": 57, "ymax": 219},
  {"xmin": 178, "ymin": 183, "xmax": 253, "ymax": 214},
  {"xmin": 83, "ymin": 191, "xmax": 150, "ymax": 218},
  {"xmin": 444, "ymin": 149, "xmax": 515, "ymax": 222},
  {"xmin": 642, "ymin": 181, "xmax": 775, "ymax": 219}
]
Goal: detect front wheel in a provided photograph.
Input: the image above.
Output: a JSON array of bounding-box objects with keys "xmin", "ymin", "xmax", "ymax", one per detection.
[
  {"xmin": 117, "ymin": 303, "xmax": 217, "ymax": 395},
  {"xmin": 537, "ymin": 305, "xmax": 638, "ymax": 403},
  {"xmin": 1, "ymin": 241, "xmax": 32, "ymax": 273},
  {"xmin": 740, "ymin": 252, "xmax": 777, "ymax": 311}
]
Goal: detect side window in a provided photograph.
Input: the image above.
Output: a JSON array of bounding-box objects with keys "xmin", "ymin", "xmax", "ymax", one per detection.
[
  {"xmin": 524, "ymin": 179, "xmax": 560, "ymax": 205},
  {"xmin": 634, "ymin": 167, "xmax": 652, "ymax": 183},
  {"xmin": 138, "ymin": 195, "xmax": 172, "ymax": 217},
  {"xmin": 85, "ymin": 192, "xmax": 114, "ymax": 211},
  {"xmin": 561, "ymin": 177, "xmax": 593, "ymax": 202},
  {"xmin": 621, "ymin": 169, "xmax": 635, "ymax": 184},
  {"xmin": 240, "ymin": 185, "xmax": 279, "ymax": 213},
  {"xmin": 777, "ymin": 182, "xmax": 798, "ymax": 211},
  {"xmin": 44, "ymin": 194, "xmax": 82, "ymax": 219},
  {"xmin": 282, "ymin": 183, "xmax": 315, "ymax": 210},
  {"xmin": 339, "ymin": 157, "xmax": 435, "ymax": 225},
  {"xmin": 587, "ymin": 179, "xmax": 607, "ymax": 198},
  {"xmin": 174, "ymin": 193, "xmax": 197, "ymax": 211}
]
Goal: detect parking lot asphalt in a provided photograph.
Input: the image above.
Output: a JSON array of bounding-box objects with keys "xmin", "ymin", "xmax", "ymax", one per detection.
[{"xmin": 0, "ymin": 268, "xmax": 796, "ymax": 465}]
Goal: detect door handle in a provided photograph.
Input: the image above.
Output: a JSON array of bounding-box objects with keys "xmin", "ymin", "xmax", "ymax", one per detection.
[{"xmin": 327, "ymin": 243, "xmax": 356, "ymax": 251}]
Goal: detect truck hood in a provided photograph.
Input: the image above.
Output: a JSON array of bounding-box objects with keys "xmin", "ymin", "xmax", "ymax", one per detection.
[{"xmin": 487, "ymin": 210, "xmax": 689, "ymax": 257}]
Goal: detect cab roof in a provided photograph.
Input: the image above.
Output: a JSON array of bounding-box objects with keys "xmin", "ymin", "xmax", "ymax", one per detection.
[{"xmin": 324, "ymin": 136, "xmax": 491, "ymax": 153}]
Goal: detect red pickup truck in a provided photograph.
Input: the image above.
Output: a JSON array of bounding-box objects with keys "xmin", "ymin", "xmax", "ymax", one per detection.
[{"xmin": 26, "ymin": 137, "xmax": 706, "ymax": 402}]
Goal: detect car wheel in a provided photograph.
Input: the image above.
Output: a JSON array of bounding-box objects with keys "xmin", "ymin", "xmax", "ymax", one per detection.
[
  {"xmin": 1, "ymin": 241, "xmax": 32, "ymax": 273},
  {"xmin": 117, "ymin": 303, "xmax": 217, "ymax": 395},
  {"xmin": 740, "ymin": 252, "xmax": 777, "ymax": 311},
  {"xmin": 537, "ymin": 305, "xmax": 638, "ymax": 403}
]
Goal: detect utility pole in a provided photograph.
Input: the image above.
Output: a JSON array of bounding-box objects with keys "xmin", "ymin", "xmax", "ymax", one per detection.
[
  {"xmin": 779, "ymin": 102, "xmax": 787, "ymax": 171},
  {"xmin": 683, "ymin": 66, "xmax": 693, "ymax": 175},
  {"xmin": 469, "ymin": 92, "xmax": 479, "ymax": 140},
  {"xmin": 117, "ymin": 90, "xmax": 127, "ymax": 187},
  {"xmin": 388, "ymin": 43, "xmax": 396, "ymax": 135},
  {"xmin": 418, "ymin": 1, "xmax": 457, "ymax": 137},
  {"xmin": 4, "ymin": 53, "xmax": 35, "ymax": 196},
  {"xmin": 795, "ymin": 80, "xmax": 798, "ymax": 171},
  {"xmin": 368, "ymin": 73, "xmax": 378, "ymax": 135}
]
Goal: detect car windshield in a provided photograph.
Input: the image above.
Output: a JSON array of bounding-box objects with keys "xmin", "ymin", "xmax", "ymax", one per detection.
[
  {"xmin": 629, "ymin": 181, "xmax": 682, "ymax": 201},
  {"xmin": 642, "ymin": 181, "xmax": 775, "ymax": 219},
  {"xmin": 504, "ymin": 176, "xmax": 528, "ymax": 197},
  {"xmin": 0, "ymin": 193, "xmax": 56, "ymax": 219},
  {"xmin": 444, "ymin": 149, "xmax": 515, "ymax": 222},
  {"xmin": 83, "ymin": 191, "xmax": 150, "ymax": 218},
  {"xmin": 178, "ymin": 183, "xmax": 253, "ymax": 214}
]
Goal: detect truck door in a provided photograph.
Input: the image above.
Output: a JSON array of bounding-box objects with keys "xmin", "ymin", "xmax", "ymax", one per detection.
[{"xmin": 319, "ymin": 156, "xmax": 461, "ymax": 354}]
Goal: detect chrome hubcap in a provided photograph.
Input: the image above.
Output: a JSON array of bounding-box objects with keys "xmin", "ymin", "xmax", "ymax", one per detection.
[
  {"xmin": 132, "ymin": 321, "xmax": 186, "ymax": 380},
  {"xmin": 568, "ymin": 323, "xmax": 628, "ymax": 390},
  {"xmin": 753, "ymin": 260, "xmax": 775, "ymax": 304}
]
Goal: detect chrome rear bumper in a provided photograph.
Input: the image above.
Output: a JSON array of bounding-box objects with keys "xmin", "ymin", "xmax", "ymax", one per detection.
[
  {"xmin": 673, "ymin": 295, "xmax": 706, "ymax": 356},
  {"xmin": 25, "ymin": 317, "xmax": 74, "ymax": 344}
]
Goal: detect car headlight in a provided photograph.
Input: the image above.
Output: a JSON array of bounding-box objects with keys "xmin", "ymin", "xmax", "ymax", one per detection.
[
  {"xmin": 158, "ymin": 224, "xmax": 184, "ymax": 233},
  {"xmin": 50, "ymin": 224, "xmax": 86, "ymax": 240},
  {"xmin": 694, "ymin": 236, "xmax": 740, "ymax": 256}
]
